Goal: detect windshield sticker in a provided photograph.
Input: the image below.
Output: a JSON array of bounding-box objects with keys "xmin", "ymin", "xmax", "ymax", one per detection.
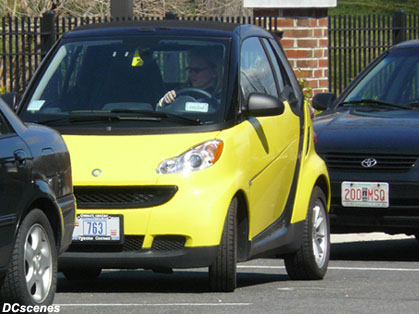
[
  {"xmin": 131, "ymin": 49, "xmax": 144, "ymax": 67},
  {"xmin": 185, "ymin": 102, "xmax": 209, "ymax": 113},
  {"xmin": 27, "ymin": 100, "xmax": 45, "ymax": 111}
]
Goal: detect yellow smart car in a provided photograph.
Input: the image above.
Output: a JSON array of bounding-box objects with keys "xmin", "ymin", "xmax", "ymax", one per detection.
[{"xmin": 15, "ymin": 20, "xmax": 330, "ymax": 292}]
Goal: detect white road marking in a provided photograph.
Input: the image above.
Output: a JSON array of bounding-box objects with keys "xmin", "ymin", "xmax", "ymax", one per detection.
[
  {"xmin": 58, "ymin": 303, "xmax": 252, "ymax": 307},
  {"xmin": 330, "ymin": 266, "xmax": 419, "ymax": 272},
  {"xmin": 237, "ymin": 265, "xmax": 419, "ymax": 272},
  {"xmin": 277, "ymin": 287, "xmax": 334, "ymax": 291}
]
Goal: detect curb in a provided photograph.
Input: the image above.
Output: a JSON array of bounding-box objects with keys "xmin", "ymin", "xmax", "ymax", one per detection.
[{"xmin": 331, "ymin": 233, "xmax": 415, "ymax": 244}]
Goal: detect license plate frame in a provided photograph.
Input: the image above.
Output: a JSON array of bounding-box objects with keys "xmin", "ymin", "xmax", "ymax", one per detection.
[
  {"xmin": 341, "ymin": 181, "xmax": 389, "ymax": 208},
  {"xmin": 72, "ymin": 214, "xmax": 123, "ymax": 243}
]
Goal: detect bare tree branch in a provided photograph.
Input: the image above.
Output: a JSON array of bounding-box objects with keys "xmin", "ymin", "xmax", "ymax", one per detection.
[{"xmin": 0, "ymin": 0, "xmax": 252, "ymax": 18}]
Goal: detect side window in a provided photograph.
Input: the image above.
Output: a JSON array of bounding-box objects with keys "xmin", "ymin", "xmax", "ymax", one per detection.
[
  {"xmin": 240, "ymin": 37, "xmax": 279, "ymax": 103},
  {"xmin": 268, "ymin": 38, "xmax": 303, "ymax": 106},
  {"xmin": 154, "ymin": 50, "xmax": 189, "ymax": 91},
  {"xmin": 39, "ymin": 45, "xmax": 82, "ymax": 102},
  {"xmin": 262, "ymin": 38, "xmax": 285, "ymax": 95},
  {"xmin": 35, "ymin": 44, "xmax": 115, "ymax": 109},
  {"xmin": 0, "ymin": 112, "xmax": 12, "ymax": 135}
]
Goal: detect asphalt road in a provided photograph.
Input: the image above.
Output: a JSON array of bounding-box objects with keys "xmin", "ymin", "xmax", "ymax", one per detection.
[{"xmin": 53, "ymin": 234, "xmax": 419, "ymax": 314}]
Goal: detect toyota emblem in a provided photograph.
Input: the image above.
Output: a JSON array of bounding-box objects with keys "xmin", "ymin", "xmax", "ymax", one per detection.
[
  {"xmin": 92, "ymin": 168, "xmax": 103, "ymax": 177},
  {"xmin": 361, "ymin": 158, "xmax": 377, "ymax": 168}
]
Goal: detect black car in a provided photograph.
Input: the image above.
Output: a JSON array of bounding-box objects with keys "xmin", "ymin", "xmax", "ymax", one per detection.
[
  {"xmin": 312, "ymin": 39, "xmax": 419, "ymax": 237},
  {"xmin": 0, "ymin": 99, "xmax": 75, "ymax": 306}
]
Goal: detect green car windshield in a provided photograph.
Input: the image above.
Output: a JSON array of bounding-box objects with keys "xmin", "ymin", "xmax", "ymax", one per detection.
[{"xmin": 20, "ymin": 36, "xmax": 229, "ymax": 126}]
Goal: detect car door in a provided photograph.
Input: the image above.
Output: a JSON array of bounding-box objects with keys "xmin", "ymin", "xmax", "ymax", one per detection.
[
  {"xmin": 240, "ymin": 37, "xmax": 300, "ymax": 237},
  {"xmin": 0, "ymin": 109, "xmax": 32, "ymax": 269}
]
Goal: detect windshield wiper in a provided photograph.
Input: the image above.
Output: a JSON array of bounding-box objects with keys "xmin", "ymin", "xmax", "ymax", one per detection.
[
  {"xmin": 110, "ymin": 109, "xmax": 202, "ymax": 125},
  {"xmin": 36, "ymin": 114, "xmax": 119, "ymax": 125},
  {"xmin": 37, "ymin": 109, "xmax": 202, "ymax": 126},
  {"xmin": 340, "ymin": 99, "xmax": 412, "ymax": 110}
]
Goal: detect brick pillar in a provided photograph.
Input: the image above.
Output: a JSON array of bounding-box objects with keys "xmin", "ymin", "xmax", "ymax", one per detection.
[{"xmin": 275, "ymin": 17, "xmax": 329, "ymax": 99}]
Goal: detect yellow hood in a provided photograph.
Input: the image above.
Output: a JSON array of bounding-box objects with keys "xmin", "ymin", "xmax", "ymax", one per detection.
[{"xmin": 63, "ymin": 132, "xmax": 220, "ymax": 186}]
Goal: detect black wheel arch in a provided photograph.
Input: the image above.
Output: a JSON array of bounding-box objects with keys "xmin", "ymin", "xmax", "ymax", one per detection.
[
  {"xmin": 315, "ymin": 175, "xmax": 330, "ymax": 210},
  {"xmin": 234, "ymin": 190, "xmax": 250, "ymax": 262},
  {"xmin": 28, "ymin": 198, "xmax": 62, "ymax": 251},
  {"xmin": 18, "ymin": 189, "xmax": 63, "ymax": 253}
]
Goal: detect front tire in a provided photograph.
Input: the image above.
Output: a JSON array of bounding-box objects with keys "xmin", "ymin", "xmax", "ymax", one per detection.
[
  {"xmin": 0, "ymin": 209, "xmax": 57, "ymax": 306},
  {"xmin": 285, "ymin": 186, "xmax": 330, "ymax": 280},
  {"xmin": 208, "ymin": 198, "xmax": 238, "ymax": 292}
]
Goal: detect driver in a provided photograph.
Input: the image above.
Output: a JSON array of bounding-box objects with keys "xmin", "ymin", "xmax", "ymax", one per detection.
[{"xmin": 157, "ymin": 47, "xmax": 221, "ymax": 108}]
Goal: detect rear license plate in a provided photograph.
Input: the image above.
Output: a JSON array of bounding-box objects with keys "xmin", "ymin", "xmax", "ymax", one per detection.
[
  {"xmin": 72, "ymin": 214, "xmax": 122, "ymax": 242},
  {"xmin": 341, "ymin": 182, "xmax": 389, "ymax": 208}
]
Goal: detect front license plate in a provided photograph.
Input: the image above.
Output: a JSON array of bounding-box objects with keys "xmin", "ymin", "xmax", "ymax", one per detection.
[
  {"xmin": 72, "ymin": 214, "xmax": 122, "ymax": 242},
  {"xmin": 341, "ymin": 182, "xmax": 389, "ymax": 208}
]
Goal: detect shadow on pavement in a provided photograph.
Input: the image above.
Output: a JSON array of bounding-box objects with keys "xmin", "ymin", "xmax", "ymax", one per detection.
[
  {"xmin": 57, "ymin": 269, "xmax": 287, "ymax": 293},
  {"xmin": 57, "ymin": 239, "xmax": 419, "ymax": 293},
  {"xmin": 331, "ymin": 238, "xmax": 419, "ymax": 261}
]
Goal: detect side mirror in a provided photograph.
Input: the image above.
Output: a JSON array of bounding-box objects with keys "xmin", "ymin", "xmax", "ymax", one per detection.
[
  {"xmin": 0, "ymin": 92, "xmax": 19, "ymax": 111},
  {"xmin": 246, "ymin": 93, "xmax": 285, "ymax": 117},
  {"xmin": 312, "ymin": 92, "xmax": 336, "ymax": 111}
]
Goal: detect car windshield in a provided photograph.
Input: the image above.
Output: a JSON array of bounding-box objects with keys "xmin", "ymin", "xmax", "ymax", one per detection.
[
  {"xmin": 20, "ymin": 35, "xmax": 229, "ymax": 126},
  {"xmin": 341, "ymin": 47, "xmax": 419, "ymax": 110}
]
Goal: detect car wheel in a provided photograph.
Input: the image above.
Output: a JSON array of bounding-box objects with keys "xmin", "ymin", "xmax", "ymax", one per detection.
[
  {"xmin": 208, "ymin": 197, "xmax": 238, "ymax": 292},
  {"xmin": 0, "ymin": 209, "xmax": 57, "ymax": 305},
  {"xmin": 62, "ymin": 268, "xmax": 102, "ymax": 280},
  {"xmin": 284, "ymin": 186, "xmax": 330, "ymax": 280}
]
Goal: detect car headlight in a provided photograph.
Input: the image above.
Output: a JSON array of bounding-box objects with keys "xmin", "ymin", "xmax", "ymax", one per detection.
[{"xmin": 157, "ymin": 140, "xmax": 223, "ymax": 174}]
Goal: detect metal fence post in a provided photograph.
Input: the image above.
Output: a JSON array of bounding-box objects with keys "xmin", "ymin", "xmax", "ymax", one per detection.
[
  {"xmin": 392, "ymin": 10, "xmax": 406, "ymax": 45},
  {"xmin": 40, "ymin": 11, "xmax": 56, "ymax": 57},
  {"xmin": 165, "ymin": 12, "xmax": 178, "ymax": 20}
]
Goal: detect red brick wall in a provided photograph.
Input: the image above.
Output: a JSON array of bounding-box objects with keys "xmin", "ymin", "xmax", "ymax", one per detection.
[{"xmin": 275, "ymin": 17, "xmax": 329, "ymax": 99}]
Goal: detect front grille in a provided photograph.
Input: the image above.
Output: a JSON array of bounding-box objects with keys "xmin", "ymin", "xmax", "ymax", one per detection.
[
  {"xmin": 122, "ymin": 236, "xmax": 145, "ymax": 251},
  {"xmin": 68, "ymin": 235, "xmax": 144, "ymax": 252},
  {"xmin": 74, "ymin": 186, "xmax": 178, "ymax": 209},
  {"xmin": 322, "ymin": 153, "xmax": 417, "ymax": 170},
  {"xmin": 152, "ymin": 236, "xmax": 186, "ymax": 251}
]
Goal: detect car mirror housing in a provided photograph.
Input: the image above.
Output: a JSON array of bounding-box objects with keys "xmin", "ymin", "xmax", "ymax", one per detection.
[
  {"xmin": 246, "ymin": 93, "xmax": 285, "ymax": 117},
  {"xmin": 312, "ymin": 92, "xmax": 336, "ymax": 111},
  {"xmin": 0, "ymin": 92, "xmax": 19, "ymax": 111}
]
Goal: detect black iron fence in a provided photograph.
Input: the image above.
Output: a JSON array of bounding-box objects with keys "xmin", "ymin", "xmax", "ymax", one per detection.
[
  {"xmin": 0, "ymin": 12, "xmax": 284, "ymax": 94},
  {"xmin": 1, "ymin": 11, "xmax": 419, "ymax": 95},
  {"xmin": 328, "ymin": 10, "xmax": 419, "ymax": 95}
]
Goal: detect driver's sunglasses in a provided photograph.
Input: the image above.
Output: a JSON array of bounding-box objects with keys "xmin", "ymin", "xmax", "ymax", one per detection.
[{"xmin": 186, "ymin": 66, "xmax": 209, "ymax": 74}]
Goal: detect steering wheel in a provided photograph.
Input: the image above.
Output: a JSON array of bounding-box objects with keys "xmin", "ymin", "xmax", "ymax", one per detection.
[
  {"xmin": 176, "ymin": 88, "xmax": 213, "ymax": 101},
  {"xmin": 158, "ymin": 87, "xmax": 218, "ymax": 114}
]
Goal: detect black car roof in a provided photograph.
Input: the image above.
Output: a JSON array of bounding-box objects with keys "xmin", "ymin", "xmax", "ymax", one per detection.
[
  {"xmin": 393, "ymin": 39, "xmax": 419, "ymax": 49},
  {"xmin": 63, "ymin": 20, "xmax": 272, "ymax": 40}
]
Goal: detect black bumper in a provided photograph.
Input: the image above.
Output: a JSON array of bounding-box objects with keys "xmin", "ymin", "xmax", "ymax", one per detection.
[
  {"xmin": 330, "ymin": 213, "xmax": 419, "ymax": 234},
  {"xmin": 57, "ymin": 194, "xmax": 76, "ymax": 254},
  {"xmin": 58, "ymin": 246, "xmax": 218, "ymax": 270}
]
